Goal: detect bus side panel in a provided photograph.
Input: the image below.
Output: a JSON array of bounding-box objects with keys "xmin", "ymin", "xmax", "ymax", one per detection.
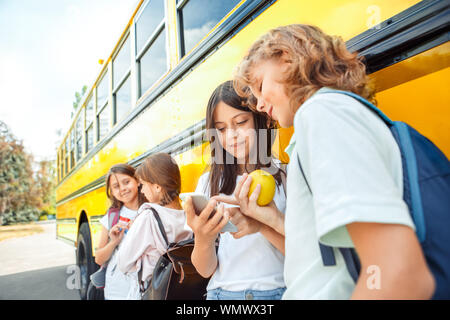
[
  {"xmin": 57, "ymin": 186, "xmax": 109, "ymax": 255},
  {"xmin": 56, "ymin": 202, "xmax": 78, "ymax": 245},
  {"xmin": 174, "ymin": 143, "xmax": 210, "ymax": 194},
  {"xmin": 372, "ymin": 43, "xmax": 450, "ymax": 158}
]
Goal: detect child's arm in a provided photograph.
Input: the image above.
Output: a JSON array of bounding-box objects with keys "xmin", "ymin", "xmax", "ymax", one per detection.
[
  {"xmin": 185, "ymin": 197, "xmax": 229, "ymax": 278},
  {"xmin": 117, "ymin": 214, "xmax": 151, "ymax": 274},
  {"xmin": 259, "ymin": 224, "xmax": 285, "ymax": 255},
  {"xmin": 95, "ymin": 225, "xmax": 125, "ymax": 266},
  {"xmin": 347, "ymin": 222, "xmax": 435, "ymax": 299}
]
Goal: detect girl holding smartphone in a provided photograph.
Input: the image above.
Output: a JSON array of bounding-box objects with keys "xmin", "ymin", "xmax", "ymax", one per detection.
[{"xmin": 185, "ymin": 81, "xmax": 287, "ymax": 300}]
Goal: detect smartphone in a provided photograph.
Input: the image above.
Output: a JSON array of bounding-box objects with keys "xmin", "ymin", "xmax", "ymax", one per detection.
[
  {"xmin": 180, "ymin": 192, "xmax": 238, "ymax": 233},
  {"xmin": 180, "ymin": 192, "xmax": 215, "ymax": 216}
]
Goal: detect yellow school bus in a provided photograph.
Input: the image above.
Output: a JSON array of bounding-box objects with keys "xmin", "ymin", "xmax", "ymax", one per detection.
[{"xmin": 56, "ymin": 0, "xmax": 450, "ymax": 299}]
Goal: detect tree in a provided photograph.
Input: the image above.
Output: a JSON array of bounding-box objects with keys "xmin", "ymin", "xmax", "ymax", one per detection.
[
  {"xmin": 34, "ymin": 159, "xmax": 56, "ymax": 217},
  {"xmin": 0, "ymin": 121, "xmax": 40, "ymax": 225},
  {"xmin": 71, "ymin": 85, "xmax": 88, "ymax": 118}
]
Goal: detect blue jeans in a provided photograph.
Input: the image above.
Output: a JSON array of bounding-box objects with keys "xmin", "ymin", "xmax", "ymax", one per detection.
[{"xmin": 206, "ymin": 287, "xmax": 286, "ymax": 300}]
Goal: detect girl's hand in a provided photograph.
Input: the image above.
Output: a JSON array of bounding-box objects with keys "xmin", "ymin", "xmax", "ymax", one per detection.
[
  {"xmin": 213, "ymin": 173, "xmax": 282, "ymax": 228},
  {"xmin": 227, "ymin": 207, "xmax": 262, "ymax": 239},
  {"xmin": 109, "ymin": 224, "xmax": 125, "ymax": 245},
  {"xmin": 184, "ymin": 196, "xmax": 230, "ymax": 244}
]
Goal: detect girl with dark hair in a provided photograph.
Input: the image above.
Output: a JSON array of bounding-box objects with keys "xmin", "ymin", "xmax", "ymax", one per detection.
[
  {"xmin": 185, "ymin": 80, "xmax": 287, "ymax": 300},
  {"xmin": 95, "ymin": 163, "xmax": 147, "ymax": 300},
  {"xmin": 118, "ymin": 153, "xmax": 192, "ymax": 299}
]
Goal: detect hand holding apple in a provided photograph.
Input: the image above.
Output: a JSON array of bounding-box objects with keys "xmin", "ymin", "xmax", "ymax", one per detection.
[
  {"xmin": 212, "ymin": 171, "xmax": 283, "ymax": 233},
  {"xmin": 248, "ymin": 169, "xmax": 276, "ymax": 206}
]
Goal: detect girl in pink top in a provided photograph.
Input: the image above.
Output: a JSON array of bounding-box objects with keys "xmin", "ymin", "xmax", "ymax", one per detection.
[{"xmin": 117, "ymin": 153, "xmax": 192, "ymax": 299}]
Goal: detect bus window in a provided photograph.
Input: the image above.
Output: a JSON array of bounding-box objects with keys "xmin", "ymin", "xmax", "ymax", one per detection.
[
  {"xmin": 86, "ymin": 126, "xmax": 94, "ymax": 153},
  {"xmin": 64, "ymin": 138, "xmax": 69, "ymax": 175},
  {"xmin": 96, "ymin": 73, "xmax": 109, "ymax": 141},
  {"xmin": 138, "ymin": 29, "xmax": 167, "ymax": 97},
  {"xmin": 56, "ymin": 153, "xmax": 59, "ymax": 182},
  {"xmin": 135, "ymin": 0, "xmax": 165, "ymax": 56},
  {"xmin": 58, "ymin": 152, "xmax": 61, "ymax": 182},
  {"xmin": 70, "ymin": 130, "xmax": 75, "ymax": 168},
  {"xmin": 177, "ymin": 0, "xmax": 240, "ymax": 58},
  {"xmin": 96, "ymin": 73, "xmax": 108, "ymax": 111},
  {"xmin": 59, "ymin": 148, "xmax": 63, "ymax": 180},
  {"xmin": 75, "ymin": 115, "xmax": 83, "ymax": 161},
  {"xmin": 85, "ymin": 96, "xmax": 94, "ymax": 152},
  {"xmin": 113, "ymin": 35, "xmax": 131, "ymax": 124},
  {"xmin": 114, "ymin": 76, "xmax": 131, "ymax": 123},
  {"xmin": 135, "ymin": 0, "xmax": 167, "ymax": 98},
  {"xmin": 97, "ymin": 104, "xmax": 109, "ymax": 141},
  {"xmin": 113, "ymin": 35, "xmax": 130, "ymax": 89}
]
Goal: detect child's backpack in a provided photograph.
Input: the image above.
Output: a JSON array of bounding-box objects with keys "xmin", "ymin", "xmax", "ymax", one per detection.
[
  {"xmin": 299, "ymin": 88, "xmax": 450, "ymax": 299},
  {"xmin": 139, "ymin": 207, "xmax": 212, "ymax": 300}
]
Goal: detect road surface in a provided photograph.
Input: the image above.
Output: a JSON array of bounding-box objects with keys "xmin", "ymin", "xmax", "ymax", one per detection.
[{"xmin": 0, "ymin": 221, "xmax": 80, "ymax": 300}]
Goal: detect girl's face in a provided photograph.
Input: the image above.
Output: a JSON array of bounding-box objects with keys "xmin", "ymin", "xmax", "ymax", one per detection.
[
  {"xmin": 213, "ymin": 101, "xmax": 256, "ymax": 163},
  {"xmin": 140, "ymin": 179, "xmax": 162, "ymax": 204},
  {"xmin": 109, "ymin": 173, "xmax": 139, "ymax": 206},
  {"xmin": 249, "ymin": 59, "xmax": 294, "ymax": 128}
]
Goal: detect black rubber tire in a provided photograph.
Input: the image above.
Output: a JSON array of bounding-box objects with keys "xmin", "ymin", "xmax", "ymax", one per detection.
[{"xmin": 76, "ymin": 222, "xmax": 99, "ymax": 300}]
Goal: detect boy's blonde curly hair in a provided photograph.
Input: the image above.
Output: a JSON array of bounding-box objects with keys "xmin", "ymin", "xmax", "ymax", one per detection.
[{"xmin": 234, "ymin": 24, "xmax": 376, "ymax": 113}]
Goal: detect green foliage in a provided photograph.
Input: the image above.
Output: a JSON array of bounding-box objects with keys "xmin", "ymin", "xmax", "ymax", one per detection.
[
  {"xmin": 71, "ymin": 85, "xmax": 88, "ymax": 118},
  {"xmin": 2, "ymin": 207, "xmax": 40, "ymax": 225},
  {"xmin": 0, "ymin": 121, "xmax": 56, "ymax": 225}
]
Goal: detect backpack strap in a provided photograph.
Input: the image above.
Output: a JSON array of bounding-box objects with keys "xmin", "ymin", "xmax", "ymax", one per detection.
[
  {"xmin": 338, "ymin": 247, "xmax": 361, "ymax": 283},
  {"xmin": 297, "ymin": 154, "xmax": 361, "ymax": 282},
  {"xmin": 100, "ymin": 208, "xmax": 120, "ymax": 268},
  {"xmin": 107, "ymin": 207, "xmax": 120, "ymax": 230},
  {"xmin": 137, "ymin": 206, "xmax": 169, "ymax": 292},
  {"xmin": 317, "ymin": 88, "xmax": 394, "ymax": 126},
  {"xmin": 149, "ymin": 207, "xmax": 169, "ymax": 247}
]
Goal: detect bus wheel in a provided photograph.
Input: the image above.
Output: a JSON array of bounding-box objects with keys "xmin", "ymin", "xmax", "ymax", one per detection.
[{"xmin": 76, "ymin": 222, "xmax": 97, "ymax": 300}]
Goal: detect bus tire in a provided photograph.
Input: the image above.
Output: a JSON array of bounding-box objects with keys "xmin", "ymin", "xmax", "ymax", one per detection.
[{"xmin": 76, "ymin": 222, "xmax": 98, "ymax": 300}]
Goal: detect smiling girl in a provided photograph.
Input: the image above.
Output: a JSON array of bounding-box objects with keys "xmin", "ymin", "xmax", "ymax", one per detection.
[
  {"xmin": 95, "ymin": 163, "xmax": 147, "ymax": 300},
  {"xmin": 185, "ymin": 80, "xmax": 287, "ymax": 300}
]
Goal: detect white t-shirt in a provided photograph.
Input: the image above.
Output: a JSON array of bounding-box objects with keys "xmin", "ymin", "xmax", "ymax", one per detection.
[
  {"xmin": 99, "ymin": 205, "xmax": 138, "ymax": 300},
  {"xmin": 282, "ymin": 88, "xmax": 415, "ymax": 299},
  {"xmin": 196, "ymin": 171, "xmax": 286, "ymax": 292}
]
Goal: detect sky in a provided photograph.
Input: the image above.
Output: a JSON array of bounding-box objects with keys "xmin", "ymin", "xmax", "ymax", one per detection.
[{"xmin": 0, "ymin": 0, "xmax": 139, "ymax": 162}]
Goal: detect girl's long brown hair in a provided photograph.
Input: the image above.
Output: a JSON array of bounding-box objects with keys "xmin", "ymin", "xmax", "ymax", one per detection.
[
  {"xmin": 234, "ymin": 24, "xmax": 376, "ymax": 112},
  {"xmin": 135, "ymin": 153, "xmax": 181, "ymax": 206},
  {"xmin": 205, "ymin": 80, "xmax": 285, "ymax": 197},
  {"xmin": 105, "ymin": 163, "xmax": 147, "ymax": 209}
]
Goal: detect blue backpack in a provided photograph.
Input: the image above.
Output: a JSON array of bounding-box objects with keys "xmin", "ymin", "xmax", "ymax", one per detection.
[{"xmin": 298, "ymin": 88, "xmax": 450, "ymax": 299}]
